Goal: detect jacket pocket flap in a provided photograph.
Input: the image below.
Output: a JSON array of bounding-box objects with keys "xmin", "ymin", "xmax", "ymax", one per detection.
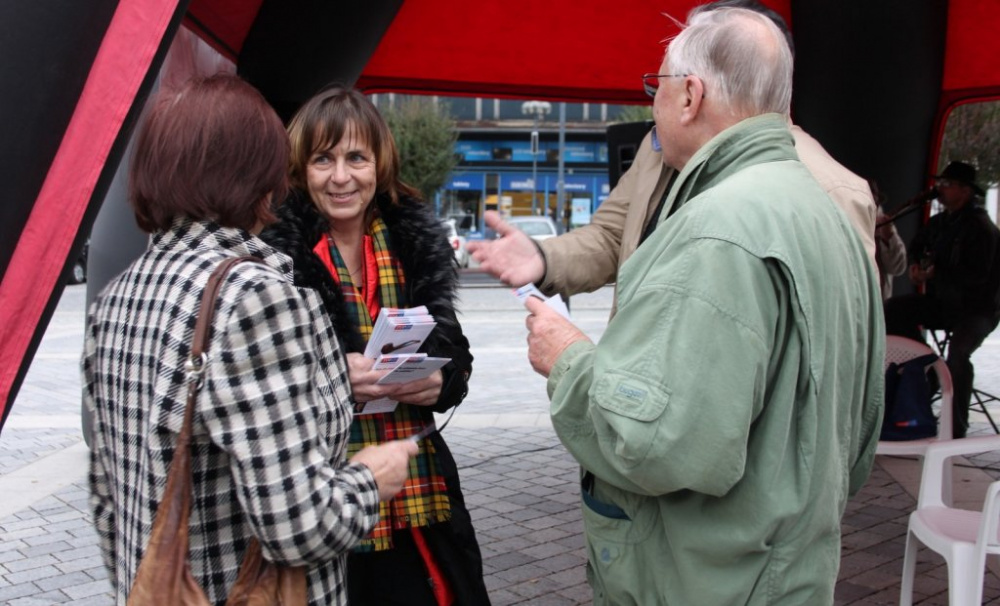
[{"xmin": 593, "ymin": 371, "xmax": 669, "ymax": 422}]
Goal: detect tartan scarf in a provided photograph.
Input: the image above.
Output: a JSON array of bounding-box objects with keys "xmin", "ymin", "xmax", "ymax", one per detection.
[{"xmin": 314, "ymin": 216, "xmax": 451, "ymax": 552}]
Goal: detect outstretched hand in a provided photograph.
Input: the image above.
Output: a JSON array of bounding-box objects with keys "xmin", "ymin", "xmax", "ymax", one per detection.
[
  {"xmin": 350, "ymin": 440, "xmax": 419, "ymax": 502},
  {"xmin": 466, "ymin": 211, "xmax": 546, "ymax": 287},
  {"xmin": 524, "ymin": 296, "xmax": 590, "ymax": 377}
]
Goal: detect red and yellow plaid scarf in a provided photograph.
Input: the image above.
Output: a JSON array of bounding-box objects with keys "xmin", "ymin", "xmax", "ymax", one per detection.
[{"xmin": 314, "ymin": 216, "xmax": 451, "ymax": 552}]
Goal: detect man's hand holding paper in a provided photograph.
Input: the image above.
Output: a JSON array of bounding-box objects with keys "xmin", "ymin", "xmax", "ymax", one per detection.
[
  {"xmin": 524, "ymin": 295, "xmax": 590, "ymax": 378},
  {"xmin": 513, "ymin": 283, "xmax": 570, "ymax": 319}
]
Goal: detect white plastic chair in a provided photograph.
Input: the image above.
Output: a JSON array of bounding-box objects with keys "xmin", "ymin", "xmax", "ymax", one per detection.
[
  {"xmin": 878, "ymin": 335, "xmax": 954, "ymax": 457},
  {"xmin": 899, "ymin": 436, "xmax": 1000, "ymax": 606},
  {"xmin": 878, "ymin": 336, "xmax": 955, "ymax": 506}
]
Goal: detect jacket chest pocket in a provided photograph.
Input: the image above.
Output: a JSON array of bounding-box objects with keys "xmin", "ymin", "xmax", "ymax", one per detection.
[{"xmin": 592, "ymin": 370, "xmax": 670, "ymax": 469}]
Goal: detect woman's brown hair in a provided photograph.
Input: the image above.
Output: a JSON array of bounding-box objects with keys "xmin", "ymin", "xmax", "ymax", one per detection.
[
  {"xmin": 129, "ymin": 74, "xmax": 289, "ymax": 233},
  {"xmin": 286, "ymin": 86, "xmax": 420, "ymax": 207}
]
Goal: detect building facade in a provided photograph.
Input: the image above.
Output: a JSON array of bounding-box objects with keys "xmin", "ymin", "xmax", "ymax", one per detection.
[{"xmin": 372, "ymin": 94, "xmax": 650, "ymax": 236}]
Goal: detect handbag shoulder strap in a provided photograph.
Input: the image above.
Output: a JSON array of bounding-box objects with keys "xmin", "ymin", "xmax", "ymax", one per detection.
[
  {"xmin": 128, "ymin": 255, "xmax": 265, "ymax": 605},
  {"xmin": 173, "ymin": 254, "xmax": 266, "ymax": 513},
  {"xmin": 183, "ymin": 256, "xmax": 265, "ymax": 428},
  {"xmin": 179, "ymin": 256, "xmax": 265, "ymax": 444},
  {"xmin": 191, "ymin": 256, "xmax": 264, "ymax": 365}
]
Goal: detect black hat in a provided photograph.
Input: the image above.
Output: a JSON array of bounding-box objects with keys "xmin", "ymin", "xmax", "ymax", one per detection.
[{"xmin": 933, "ymin": 161, "xmax": 986, "ymax": 196}]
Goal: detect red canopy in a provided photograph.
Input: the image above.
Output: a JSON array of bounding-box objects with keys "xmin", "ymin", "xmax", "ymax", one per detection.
[
  {"xmin": 182, "ymin": 0, "xmax": 1000, "ymax": 108},
  {"xmin": 943, "ymin": 0, "xmax": 1000, "ymax": 95},
  {"xmin": 932, "ymin": 0, "xmax": 1000, "ymax": 160},
  {"xmin": 2, "ymin": 0, "xmax": 1000, "ymax": 432},
  {"xmin": 354, "ymin": 0, "xmax": 755, "ymax": 102}
]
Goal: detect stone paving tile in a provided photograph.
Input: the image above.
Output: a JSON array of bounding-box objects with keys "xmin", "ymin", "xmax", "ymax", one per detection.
[
  {"xmin": 9, "ymin": 591, "xmax": 73, "ymax": 606},
  {"xmin": 62, "ymin": 579, "xmax": 114, "ymax": 601},
  {"xmin": 6, "ymin": 284, "xmax": 1000, "ymax": 604},
  {"xmin": 33, "ymin": 570, "xmax": 95, "ymax": 593},
  {"xmin": 0, "ymin": 583, "xmax": 39, "ymax": 603},
  {"xmin": 0, "ymin": 428, "xmax": 82, "ymax": 476}
]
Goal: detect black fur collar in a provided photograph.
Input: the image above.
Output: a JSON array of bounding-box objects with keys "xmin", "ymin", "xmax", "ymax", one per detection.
[{"xmin": 260, "ymin": 189, "xmax": 461, "ymax": 355}]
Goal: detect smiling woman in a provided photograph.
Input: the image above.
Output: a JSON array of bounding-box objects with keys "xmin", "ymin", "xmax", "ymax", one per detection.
[
  {"xmin": 259, "ymin": 86, "xmax": 491, "ymax": 605},
  {"xmin": 304, "ymin": 130, "xmax": 378, "ymax": 239}
]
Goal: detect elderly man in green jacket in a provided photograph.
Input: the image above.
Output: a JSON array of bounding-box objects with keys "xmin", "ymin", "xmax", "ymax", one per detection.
[{"xmin": 523, "ymin": 7, "xmax": 884, "ymax": 606}]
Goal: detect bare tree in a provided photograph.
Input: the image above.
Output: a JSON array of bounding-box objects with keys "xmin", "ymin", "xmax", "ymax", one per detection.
[
  {"xmin": 939, "ymin": 100, "xmax": 1000, "ymax": 187},
  {"xmin": 614, "ymin": 105, "xmax": 653, "ymax": 123},
  {"xmin": 383, "ymin": 96, "xmax": 459, "ymax": 203}
]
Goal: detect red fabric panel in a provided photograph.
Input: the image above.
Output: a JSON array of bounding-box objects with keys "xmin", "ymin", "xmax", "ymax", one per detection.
[
  {"xmin": 0, "ymin": 0, "xmax": 183, "ymax": 424},
  {"xmin": 358, "ymin": 0, "xmax": 735, "ymax": 102},
  {"xmin": 932, "ymin": 0, "xmax": 1000, "ymax": 176},
  {"xmin": 184, "ymin": 0, "xmax": 262, "ymax": 60},
  {"xmin": 943, "ymin": 0, "xmax": 1000, "ymax": 93},
  {"xmin": 179, "ymin": 0, "xmax": 793, "ymax": 103}
]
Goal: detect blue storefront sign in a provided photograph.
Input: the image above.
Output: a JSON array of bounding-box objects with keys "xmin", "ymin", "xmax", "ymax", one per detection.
[
  {"xmin": 596, "ymin": 178, "xmax": 610, "ymax": 207},
  {"xmin": 509, "ymin": 141, "xmax": 538, "ymax": 163},
  {"xmin": 489, "ymin": 172, "xmax": 611, "ymax": 195},
  {"xmin": 563, "ymin": 143, "xmax": 596, "ymax": 162},
  {"xmin": 445, "ymin": 173, "xmax": 485, "ymax": 190},
  {"xmin": 455, "ymin": 141, "xmax": 494, "ymax": 162},
  {"xmin": 455, "ymin": 139, "xmax": 607, "ymax": 165},
  {"xmin": 562, "ymin": 175, "xmax": 591, "ymax": 192},
  {"xmin": 500, "ymin": 173, "xmax": 538, "ymax": 192}
]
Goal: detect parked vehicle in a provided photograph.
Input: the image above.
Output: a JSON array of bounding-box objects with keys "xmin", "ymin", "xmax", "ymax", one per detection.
[
  {"xmin": 506, "ymin": 216, "xmax": 559, "ymax": 241},
  {"xmin": 446, "ymin": 213, "xmax": 476, "ymax": 235},
  {"xmin": 443, "ymin": 220, "xmax": 469, "ymax": 268},
  {"xmin": 67, "ymin": 239, "xmax": 89, "ymax": 284}
]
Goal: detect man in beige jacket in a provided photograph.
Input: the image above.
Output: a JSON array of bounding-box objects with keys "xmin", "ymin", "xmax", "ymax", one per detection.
[
  {"xmin": 470, "ymin": 127, "xmax": 876, "ymax": 307},
  {"xmin": 468, "ymin": 2, "xmax": 876, "ymax": 307}
]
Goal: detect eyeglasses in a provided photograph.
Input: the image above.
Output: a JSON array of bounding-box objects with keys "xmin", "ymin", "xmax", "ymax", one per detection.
[
  {"xmin": 936, "ymin": 179, "xmax": 955, "ymax": 188},
  {"xmin": 642, "ymin": 73, "xmax": 690, "ymax": 98}
]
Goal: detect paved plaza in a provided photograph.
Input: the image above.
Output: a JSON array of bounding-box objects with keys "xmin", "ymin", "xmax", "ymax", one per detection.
[{"xmin": 4, "ymin": 281, "xmax": 1000, "ymax": 604}]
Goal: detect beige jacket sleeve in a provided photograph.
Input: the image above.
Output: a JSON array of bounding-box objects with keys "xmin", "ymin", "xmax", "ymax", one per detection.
[
  {"xmin": 791, "ymin": 125, "xmax": 877, "ymax": 271},
  {"xmin": 538, "ymin": 132, "xmax": 670, "ymax": 297}
]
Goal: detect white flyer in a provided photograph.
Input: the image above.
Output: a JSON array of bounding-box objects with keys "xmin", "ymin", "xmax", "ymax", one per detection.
[
  {"xmin": 354, "ymin": 398, "xmax": 398, "ymax": 415},
  {"xmin": 512, "ymin": 284, "xmax": 571, "ymax": 319},
  {"xmin": 355, "ymin": 307, "xmax": 452, "ymax": 415},
  {"xmin": 374, "ymin": 354, "xmax": 450, "ymax": 385},
  {"xmin": 363, "ymin": 306, "xmax": 436, "ymax": 358}
]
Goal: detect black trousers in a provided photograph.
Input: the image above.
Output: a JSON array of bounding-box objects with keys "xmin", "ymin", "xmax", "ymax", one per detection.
[
  {"xmin": 348, "ymin": 529, "xmax": 439, "ymax": 606},
  {"xmin": 884, "ymin": 293, "xmax": 998, "ymax": 438}
]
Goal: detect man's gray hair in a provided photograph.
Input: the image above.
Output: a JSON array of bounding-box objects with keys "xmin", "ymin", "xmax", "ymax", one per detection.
[{"xmin": 667, "ymin": 7, "xmax": 793, "ymax": 119}]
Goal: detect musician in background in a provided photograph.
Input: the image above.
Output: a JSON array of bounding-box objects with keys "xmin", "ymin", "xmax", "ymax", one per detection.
[{"xmin": 884, "ymin": 161, "xmax": 1000, "ymax": 438}]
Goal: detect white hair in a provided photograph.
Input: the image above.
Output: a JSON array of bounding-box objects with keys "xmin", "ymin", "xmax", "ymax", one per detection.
[{"xmin": 667, "ymin": 7, "xmax": 793, "ymax": 119}]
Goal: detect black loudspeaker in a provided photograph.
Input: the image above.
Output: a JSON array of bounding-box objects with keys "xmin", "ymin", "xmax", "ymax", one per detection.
[{"xmin": 606, "ymin": 120, "xmax": 653, "ymax": 189}]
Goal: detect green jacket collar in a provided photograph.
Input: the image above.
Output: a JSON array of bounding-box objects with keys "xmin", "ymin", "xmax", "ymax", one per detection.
[{"xmin": 661, "ymin": 113, "xmax": 796, "ymax": 225}]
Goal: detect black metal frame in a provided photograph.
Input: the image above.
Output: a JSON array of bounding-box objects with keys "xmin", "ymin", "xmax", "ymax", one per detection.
[{"xmin": 929, "ymin": 329, "xmax": 1000, "ymax": 433}]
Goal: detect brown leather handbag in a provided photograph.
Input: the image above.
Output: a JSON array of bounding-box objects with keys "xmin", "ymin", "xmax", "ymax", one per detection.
[{"xmin": 127, "ymin": 257, "xmax": 308, "ymax": 606}]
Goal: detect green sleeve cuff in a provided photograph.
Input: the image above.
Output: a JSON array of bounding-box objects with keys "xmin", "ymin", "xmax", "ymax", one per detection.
[{"xmin": 547, "ymin": 339, "xmax": 594, "ymax": 398}]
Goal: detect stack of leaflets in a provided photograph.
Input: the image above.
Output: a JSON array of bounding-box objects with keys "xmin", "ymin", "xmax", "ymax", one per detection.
[{"xmin": 358, "ymin": 306, "xmax": 450, "ymax": 415}]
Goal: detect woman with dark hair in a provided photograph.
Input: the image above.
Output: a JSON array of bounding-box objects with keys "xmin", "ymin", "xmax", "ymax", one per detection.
[
  {"xmin": 84, "ymin": 74, "xmax": 417, "ymax": 605},
  {"xmin": 261, "ymin": 87, "xmax": 490, "ymax": 605}
]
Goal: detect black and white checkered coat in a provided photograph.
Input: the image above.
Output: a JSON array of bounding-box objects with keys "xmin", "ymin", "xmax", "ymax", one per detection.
[{"xmin": 84, "ymin": 220, "xmax": 380, "ymax": 605}]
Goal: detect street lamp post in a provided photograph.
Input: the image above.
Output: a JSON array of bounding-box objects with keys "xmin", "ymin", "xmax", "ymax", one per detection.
[
  {"xmin": 556, "ymin": 102, "xmax": 566, "ymax": 232},
  {"xmin": 521, "ymin": 101, "xmax": 551, "ymax": 215}
]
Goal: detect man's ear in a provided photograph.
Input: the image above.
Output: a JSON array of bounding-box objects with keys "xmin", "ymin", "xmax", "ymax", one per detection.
[{"xmin": 678, "ymin": 76, "xmax": 705, "ymax": 125}]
